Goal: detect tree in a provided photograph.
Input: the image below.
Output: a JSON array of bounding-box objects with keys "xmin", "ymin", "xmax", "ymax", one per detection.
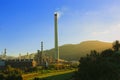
[
  {"xmin": 0, "ymin": 65, "xmax": 23, "ymax": 80},
  {"xmin": 101, "ymin": 49, "xmax": 114, "ymax": 57},
  {"xmin": 0, "ymin": 73, "xmax": 6, "ymax": 80},
  {"xmin": 113, "ymin": 40, "xmax": 120, "ymax": 51},
  {"xmin": 76, "ymin": 49, "xmax": 120, "ymax": 80}
]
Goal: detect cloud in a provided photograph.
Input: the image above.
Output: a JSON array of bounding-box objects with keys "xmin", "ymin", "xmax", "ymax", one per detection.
[
  {"xmin": 92, "ymin": 23, "xmax": 120, "ymax": 36},
  {"xmin": 92, "ymin": 30, "xmax": 110, "ymax": 36},
  {"xmin": 54, "ymin": 11, "xmax": 63, "ymax": 19},
  {"xmin": 87, "ymin": 4, "xmax": 120, "ymax": 19},
  {"xmin": 55, "ymin": 7, "xmax": 68, "ymax": 19},
  {"xmin": 81, "ymin": 4, "xmax": 120, "ymax": 40}
]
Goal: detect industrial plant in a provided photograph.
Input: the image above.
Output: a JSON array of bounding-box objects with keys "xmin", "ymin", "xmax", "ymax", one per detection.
[{"xmin": 0, "ymin": 13, "xmax": 66, "ymax": 70}]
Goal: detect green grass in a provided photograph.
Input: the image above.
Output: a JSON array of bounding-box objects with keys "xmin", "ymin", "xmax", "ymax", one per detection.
[
  {"xmin": 28, "ymin": 70, "xmax": 75, "ymax": 80},
  {"xmin": 39, "ymin": 72, "xmax": 74, "ymax": 80}
]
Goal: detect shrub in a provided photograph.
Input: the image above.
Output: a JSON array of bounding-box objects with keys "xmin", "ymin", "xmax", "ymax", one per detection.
[{"xmin": 76, "ymin": 49, "xmax": 120, "ymax": 80}]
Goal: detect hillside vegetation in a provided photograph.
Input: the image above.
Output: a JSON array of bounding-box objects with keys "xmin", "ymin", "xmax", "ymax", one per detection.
[
  {"xmin": 45, "ymin": 40, "xmax": 112, "ymax": 61},
  {"xmin": 75, "ymin": 40, "xmax": 120, "ymax": 80}
]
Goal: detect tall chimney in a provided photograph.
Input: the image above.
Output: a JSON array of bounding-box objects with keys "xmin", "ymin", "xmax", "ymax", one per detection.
[
  {"xmin": 19, "ymin": 53, "xmax": 21, "ymax": 61},
  {"xmin": 40, "ymin": 41, "xmax": 43, "ymax": 65},
  {"xmin": 41, "ymin": 41, "xmax": 43, "ymax": 53},
  {"xmin": 4, "ymin": 48, "xmax": 6, "ymax": 56},
  {"xmin": 54, "ymin": 13, "xmax": 59, "ymax": 61},
  {"xmin": 3, "ymin": 48, "xmax": 7, "ymax": 59}
]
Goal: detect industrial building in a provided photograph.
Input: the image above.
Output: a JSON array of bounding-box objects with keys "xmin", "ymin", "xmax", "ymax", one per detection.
[{"xmin": 0, "ymin": 12, "xmax": 61, "ymax": 70}]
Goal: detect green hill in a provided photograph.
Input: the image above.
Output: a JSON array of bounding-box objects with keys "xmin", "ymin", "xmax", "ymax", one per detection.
[{"xmin": 45, "ymin": 40, "xmax": 112, "ymax": 61}]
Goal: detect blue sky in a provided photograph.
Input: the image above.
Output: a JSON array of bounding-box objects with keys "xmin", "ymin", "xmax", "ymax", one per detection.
[{"xmin": 0, "ymin": 0, "xmax": 120, "ymax": 56}]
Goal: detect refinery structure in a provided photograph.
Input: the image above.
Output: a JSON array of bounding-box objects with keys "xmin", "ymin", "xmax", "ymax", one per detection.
[{"xmin": 0, "ymin": 13, "xmax": 64, "ymax": 70}]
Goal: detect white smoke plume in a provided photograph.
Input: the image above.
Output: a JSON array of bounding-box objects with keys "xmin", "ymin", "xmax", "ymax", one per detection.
[{"xmin": 55, "ymin": 7, "xmax": 68, "ymax": 19}]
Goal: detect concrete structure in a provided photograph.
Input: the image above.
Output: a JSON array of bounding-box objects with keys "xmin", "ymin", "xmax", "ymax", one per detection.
[
  {"xmin": 41, "ymin": 41, "xmax": 43, "ymax": 53},
  {"xmin": 0, "ymin": 59, "xmax": 36, "ymax": 70},
  {"xmin": 54, "ymin": 12, "xmax": 59, "ymax": 61},
  {"xmin": 19, "ymin": 53, "xmax": 21, "ymax": 61},
  {"xmin": 40, "ymin": 41, "xmax": 43, "ymax": 65},
  {"xmin": 5, "ymin": 59, "xmax": 36, "ymax": 69},
  {"xmin": 2, "ymin": 48, "xmax": 7, "ymax": 60},
  {"xmin": 0, "ymin": 60, "xmax": 5, "ymax": 69},
  {"xmin": 34, "ymin": 42, "xmax": 44, "ymax": 66}
]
